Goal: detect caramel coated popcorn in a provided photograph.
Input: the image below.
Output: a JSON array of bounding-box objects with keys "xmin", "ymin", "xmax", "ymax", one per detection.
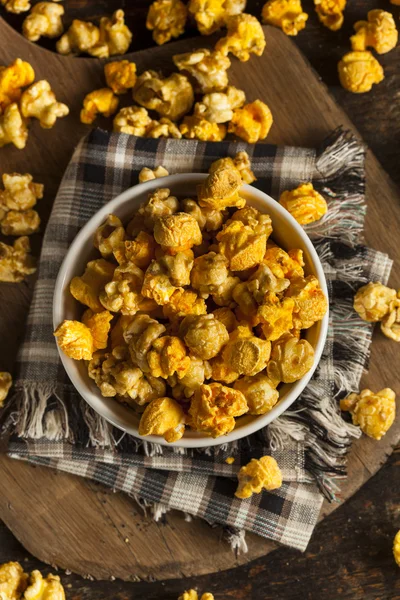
[
  {"xmin": 262, "ymin": 0, "xmax": 308, "ymax": 36},
  {"xmin": 0, "ymin": 372, "xmax": 12, "ymax": 407},
  {"xmin": 0, "ymin": 173, "xmax": 43, "ymax": 211},
  {"xmin": 279, "ymin": 182, "xmax": 328, "ymax": 225},
  {"xmin": 22, "ymin": 2, "xmax": 65, "ymax": 42},
  {"xmin": 91, "ymin": 10, "xmax": 132, "ymax": 58},
  {"xmin": 56, "ymin": 20, "xmax": 101, "ymax": 56},
  {"xmin": 80, "ymin": 88, "xmax": 119, "ymax": 124},
  {"xmin": 70, "ymin": 258, "xmax": 115, "ymax": 312},
  {"xmin": 0, "ymin": 236, "xmax": 36, "ymax": 282},
  {"xmin": 147, "ymin": 0, "xmax": 187, "ymax": 45},
  {"xmin": 24, "ymin": 570, "xmax": 66, "ymax": 600},
  {"xmin": 351, "ymin": 10, "xmax": 398, "ymax": 55},
  {"xmin": 194, "ymin": 86, "xmax": 246, "ymax": 123},
  {"xmin": 20, "ymin": 80, "xmax": 69, "ymax": 128},
  {"xmin": 180, "ymin": 115, "xmax": 226, "ymax": 141},
  {"xmin": 0, "ymin": 209, "xmax": 40, "ymax": 236},
  {"xmin": 188, "ymin": 0, "xmax": 226, "ymax": 35},
  {"xmin": 139, "ymin": 396, "xmax": 185, "ymax": 441},
  {"xmin": 340, "ymin": 388, "xmax": 396, "ymax": 440},
  {"xmin": 314, "ymin": 0, "xmax": 345, "ymax": 31},
  {"xmin": 154, "ymin": 212, "xmax": 202, "ymax": 252},
  {"xmin": 267, "ymin": 333, "xmax": 314, "ymax": 384},
  {"xmin": 0, "ymin": 58, "xmax": 35, "ymax": 113},
  {"xmin": 178, "ymin": 590, "xmax": 214, "ymax": 600},
  {"xmin": 215, "ymin": 14, "xmax": 266, "ymax": 62},
  {"xmin": 235, "ymin": 456, "xmax": 282, "ymax": 499},
  {"xmin": 1, "ymin": 0, "xmax": 30, "ymax": 13},
  {"xmin": 133, "ymin": 71, "xmax": 194, "ymax": 121},
  {"xmin": 0, "ymin": 103, "xmax": 28, "ymax": 149},
  {"xmin": 146, "ymin": 118, "xmax": 182, "ymax": 139},
  {"xmin": 234, "ymin": 373, "xmax": 278, "ymax": 414},
  {"xmin": 228, "ymin": 100, "xmax": 273, "ymax": 143},
  {"xmin": 139, "ymin": 166, "xmax": 169, "ymax": 183},
  {"xmin": 285, "ymin": 275, "xmax": 328, "ymax": 329},
  {"xmin": 0, "ymin": 562, "xmax": 28, "ymax": 599},
  {"xmin": 222, "ymin": 325, "xmax": 271, "ymax": 376},
  {"xmin": 381, "ymin": 303, "xmax": 400, "ymax": 342},
  {"xmin": 338, "ymin": 51, "xmax": 384, "ymax": 93},
  {"xmin": 104, "ymin": 60, "xmax": 137, "ymax": 95},
  {"xmin": 189, "ymin": 382, "xmax": 248, "ymax": 437},
  {"xmin": 393, "ymin": 531, "xmax": 400, "ymax": 567},
  {"xmin": 198, "ymin": 161, "xmax": 244, "ymax": 210},
  {"xmin": 113, "ymin": 105, "xmax": 152, "ymax": 136},
  {"xmin": 180, "ymin": 313, "xmax": 229, "ymax": 359},
  {"xmin": 173, "ymin": 49, "xmax": 231, "ymax": 94},
  {"xmin": 353, "ymin": 282, "xmax": 397, "ymax": 323}
]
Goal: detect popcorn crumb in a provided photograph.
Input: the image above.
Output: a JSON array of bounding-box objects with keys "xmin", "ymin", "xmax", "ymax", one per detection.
[{"xmin": 225, "ymin": 456, "xmax": 235, "ymax": 464}]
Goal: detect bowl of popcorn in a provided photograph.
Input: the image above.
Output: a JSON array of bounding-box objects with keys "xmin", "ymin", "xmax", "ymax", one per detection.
[{"xmin": 53, "ymin": 153, "xmax": 328, "ymax": 448}]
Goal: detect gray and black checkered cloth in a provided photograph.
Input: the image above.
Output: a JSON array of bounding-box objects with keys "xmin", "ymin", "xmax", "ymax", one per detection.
[{"xmin": 1, "ymin": 129, "xmax": 393, "ymax": 552}]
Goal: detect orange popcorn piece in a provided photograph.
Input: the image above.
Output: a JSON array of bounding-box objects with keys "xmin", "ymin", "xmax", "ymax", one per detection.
[
  {"xmin": 82, "ymin": 309, "xmax": 113, "ymax": 351},
  {"xmin": 0, "ymin": 172, "xmax": 43, "ymax": 211},
  {"xmin": 262, "ymin": 0, "xmax": 308, "ymax": 36},
  {"xmin": 189, "ymin": 382, "xmax": 248, "ymax": 437},
  {"xmin": 114, "ymin": 231, "xmax": 156, "ymax": 269},
  {"xmin": 188, "ymin": 0, "xmax": 225, "ymax": 35},
  {"xmin": 24, "ymin": 570, "xmax": 65, "ymax": 600},
  {"xmin": 222, "ymin": 325, "xmax": 271, "ymax": 376},
  {"xmin": 0, "ymin": 58, "xmax": 35, "ymax": 113},
  {"xmin": 163, "ymin": 288, "xmax": 207, "ymax": 320},
  {"xmin": 338, "ymin": 51, "xmax": 384, "ymax": 93},
  {"xmin": 139, "ymin": 396, "xmax": 185, "ymax": 442},
  {"xmin": 264, "ymin": 246, "xmax": 304, "ymax": 279},
  {"xmin": 229, "ymin": 206, "xmax": 272, "ymax": 236},
  {"xmin": 235, "ymin": 456, "xmax": 282, "ymax": 499},
  {"xmin": 70, "ymin": 258, "xmax": 116, "ymax": 312},
  {"xmin": 209, "ymin": 354, "xmax": 239, "ymax": 384},
  {"xmin": 314, "ymin": 0, "xmax": 345, "ymax": 31},
  {"xmin": 104, "ymin": 60, "xmax": 137, "ymax": 95},
  {"xmin": 228, "ymin": 100, "xmax": 273, "ymax": 143},
  {"xmin": 279, "ymin": 182, "xmax": 328, "ymax": 225},
  {"xmin": 340, "ymin": 388, "xmax": 396, "ymax": 440},
  {"xmin": 80, "ymin": 88, "xmax": 119, "ymax": 124},
  {"xmin": 257, "ymin": 294, "xmax": 295, "ymax": 341},
  {"xmin": 147, "ymin": 0, "xmax": 187, "ymax": 45},
  {"xmin": 351, "ymin": 10, "xmax": 398, "ymax": 55},
  {"xmin": 148, "ymin": 335, "xmax": 191, "ymax": 379},
  {"xmin": 285, "ymin": 275, "xmax": 328, "ymax": 329},
  {"xmin": 215, "ymin": 14, "xmax": 266, "ymax": 62},
  {"xmin": 180, "ymin": 313, "xmax": 229, "ymax": 360},
  {"xmin": 0, "ymin": 562, "xmax": 28, "ymax": 600},
  {"xmin": 54, "ymin": 319, "xmax": 94, "ymax": 361},
  {"xmin": 198, "ymin": 163, "xmax": 245, "ymax": 211},
  {"xmin": 267, "ymin": 333, "xmax": 314, "ymax": 384},
  {"xmin": 217, "ymin": 220, "xmax": 267, "ymax": 271}
]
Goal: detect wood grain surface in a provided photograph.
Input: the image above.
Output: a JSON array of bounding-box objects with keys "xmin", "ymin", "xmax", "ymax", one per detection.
[{"xmin": 0, "ymin": 1, "xmax": 399, "ymax": 590}]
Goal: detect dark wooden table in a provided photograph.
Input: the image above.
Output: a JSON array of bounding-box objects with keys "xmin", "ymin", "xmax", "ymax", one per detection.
[{"xmin": 1, "ymin": 0, "xmax": 399, "ymax": 598}]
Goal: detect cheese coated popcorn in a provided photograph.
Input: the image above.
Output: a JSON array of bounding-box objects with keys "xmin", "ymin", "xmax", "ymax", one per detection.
[
  {"xmin": 20, "ymin": 80, "xmax": 69, "ymax": 128},
  {"xmin": 82, "ymin": 309, "xmax": 113, "ymax": 351},
  {"xmin": 0, "ymin": 58, "xmax": 35, "ymax": 112},
  {"xmin": 189, "ymin": 382, "xmax": 248, "ymax": 436},
  {"xmin": 178, "ymin": 590, "xmax": 215, "ymax": 600},
  {"xmin": 94, "ymin": 214, "xmax": 125, "ymax": 258},
  {"xmin": 139, "ymin": 396, "xmax": 185, "ymax": 442},
  {"xmin": 198, "ymin": 163, "xmax": 244, "ymax": 210},
  {"xmin": 104, "ymin": 60, "xmax": 137, "ymax": 95},
  {"xmin": 258, "ymin": 293, "xmax": 294, "ymax": 340},
  {"xmin": 353, "ymin": 282, "xmax": 396, "ymax": 322},
  {"xmin": 163, "ymin": 288, "xmax": 207, "ymax": 320},
  {"xmin": 230, "ymin": 207, "xmax": 272, "ymax": 239},
  {"xmin": 393, "ymin": 531, "xmax": 400, "ymax": 567},
  {"xmin": 133, "ymin": 71, "xmax": 194, "ymax": 121},
  {"xmin": 267, "ymin": 333, "xmax": 314, "ymax": 384},
  {"xmin": 0, "ymin": 372, "xmax": 12, "ymax": 406},
  {"xmin": 228, "ymin": 99, "xmax": 273, "ymax": 143},
  {"xmin": 264, "ymin": 245, "xmax": 304, "ymax": 279},
  {"xmin": 115, "ymin": 231, "xmax": 156, "ymax": 270},
  {"xmin": 24, "ymin": 570, "xmax": 65, "ymax": 600},
  {"xmin": 148, "ymin": 335, "xmax": 191, "ymax": 378},
  {"xmin": 191, "ymin": 251, "xmax": 230, "ymax": 296},
  {"xmin": 22, "ymin": 2, "xmax": 64, "ymax": 42},
  {"xmin": 180, "ymin": 115, "xmax": 226, "ymax": 141},
  {"xmin": 188, "ymin": 0, "xmax": 226, "ymax": 35},
  {"xmin": 194, "ymin": 86, "xmax": 246, "ymax": 123},
  {"xmin": 262, "ymin": 0, "xmax": 308, "ymax": 36},
  {"xmin": 234, "ymin": 374, "xmax": 279, "ymax": 415},
  {"xmin": 80, "ymin": 88, "xmax": 119, "ymax": 124},
  {"xmin": 154, "ymin": 212, "xmax": 202, "ymax": 253},
  {"xmin": 147, "ymin": 0, "xmax": 187, "ymax": 45},
  {"xmin": 0, "ymin": 236, "xmax": 36, "ymax": 282},
  {"xmin": 217, "ymin": 220, "xmax": 267, "ymax": 271},
  {"xmin": 0, "ymin": 209, "xmax": 40, "ymax": 236},
  {"xmin": 0, "ymin": 103, "xmax": 28, "ymax": 149},
  {"xmin": 70, "ymin": 258, "xmax": 116, "ymax": 312},
  {"xmin": 340, "ymin": 388, "xmax": 396, "ymax": 440},
  {"xmin": 235, "ymin": 456, "xmax": 282, "ymax": 499},
  {"xmin": 180, "ymin": 313, "xmax": 229, "ymax": 360},
  {"xmin": 338, "ymin": 51, "xmax": 384, "ymax": 93},
  {"xmin": 381, "ymin": 302, "xmax": 400, "ymax": 342},
  {"xmin": 351, "ymin": 10, "xmax": 398, "ymax": 55},
  {"xmin": 212, "ymin": 151, "xmax": 256, "ymax": 185},
  {"xmin": 100, "ymin": 263, "xmax": 145, "ymax": 315},
  {"xmin": 215, "ymin": 14, "xmax": 266, "ymax": 62},
  {"xmin": 54, "ymin": 320, "xmax": 94, "ymax": 361},
  {"xmin": 173, "ymin": 49, "xmax": 231, "ymax": 94},
  {"xmin": 0, "ymin": 562, "xmax": 28, "ymax": 599},
  {"xmin": 222, "ymin": 325, "xmax": 271, "ymax": 376},
  {"xmin": 90, "ymin": 10, "xmax": 132, "ymax": 58},
  {"xmin": 209, "ymin": 354, "xmax": 239, "ymax": 383},
  {"xmin": 56, "ymin": 20, "xmax": 101, "ymax": 55},
  {"xmin": 279, "ymin": 182, "xmax": 328, "ymax": 225},
  {"xmin": 314, "ymin": 0, "xmax": 345, "ymax": 31},
  {"xmin": 285, "ymin": 275, "xmax": 328, "ymax": 329},
  {"xmin": 113, "ymin": 105, "xmax": 152, "ymax": 136},
  {"xmin": 213, "ymin": 307, "xmax": 238, "ymax": 332},
  {"xmin": 1, "ymin": 0, "xmax": 30, "ymax": 13}
]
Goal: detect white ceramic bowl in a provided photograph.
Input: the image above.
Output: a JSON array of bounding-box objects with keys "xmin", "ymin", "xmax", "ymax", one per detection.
[{"xmin": 53, "ymin": 174, "xmax": 328, "ymax": 448}]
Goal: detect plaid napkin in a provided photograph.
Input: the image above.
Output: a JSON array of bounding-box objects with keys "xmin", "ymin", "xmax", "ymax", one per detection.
[{"xmin": 1, "ymin": 129, "xmax": 392, "ymax": 552}]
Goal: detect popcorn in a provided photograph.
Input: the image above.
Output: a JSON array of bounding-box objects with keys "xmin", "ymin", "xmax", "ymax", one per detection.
[
  {"xmin": 24, "ymin": 570, "xmax": 65, "ymax": 600},
  {"xmin": 198, "ymin": 162, "xmax": 244, "ymax": 210},
  {"xmin": 133, "ymin": 71, "xmax": 194, "ymax": 121},
  {"xmin": 0, "ymin": 562, "xmax": 28, "ymax": 599},
  {"xmin": 148, "ymin": 335, "xmax": 191, "ymax": 378},
  {"xmin": 194, "ymin": 86, "xmax": 246, "ymax": 123},
  {"xmin": 267, "ymin": 333, "xmax": 314, "ymax": 384},
  {"xmin": 262, "ymin": 0, "xmax": 308, "ymax": 36},
  {"xmin": 264, "ymin": 246, "xmax": 304, "ymax": 279},
  {"xmin": 228, "ymin": 100, "xmax": 273, "ymax": 143},
  {"xmin": 234, "ymin": 374, "xmax": 279, "ymax": 415},
  {"xmin": 56, "ymin": 19, "xmax": 101, "ymax": 55},
  {"xmin": 0, "ymin": 209, "xmax": 40, "ymax": 236},
  {"xmin": 279, "ymin": 182, "xmax": 328, "ymax": 225},
  {"xmin": 212, "ymin": 274, "xmax": 240, "ymax": 307},
  {"xmin": 191, "ymin": 251, "xmax": 230, "ymax": 297},
  {"xmin": 188, "ymin": 382, "xmax": 248, "ymax": 437},
  {"xmin": 181, "ymin": 198, "xmax": 225, "ymax": 232},
  {"xmin": 94, "ymin": 214, "xmax": 125, "ymax": 258},
  {"xmin": 139, "ymin": 396, "xmax": 185, "ymax": 442},
  {"xmin": 104, "ymin": 60, "xmax": 137, "ymax": 95},
  {"xmin": 215, "ymin": 14, "xmax": 266, "ymax": 62},
  {"xmin": 82, "ymin": 309, "xmax": 113, "ymax": 351},
  {"xmin": 285, "ymin": 275, "xmax": 328, "ymax": 329},
  {"xmin": 123, "ymin": 313, "xmax": 166, "ymax": 371},
  {"xmin": 146, "ymin": 118, "xmax": 182, "ymax": 139},
  {"xmin": 163, "ymin": 288, "xmax": 207, "ymax": 320},
  {"xmin": 54, "ymin": 320, "xmax": 94, "ymax": 361},
  {"xmin": 113, "ymin": 105, "xmax": 152, "ymax": 136},
  {"xmin": 180, "ymin": 115, "xmax": 226, "ymax": 141},
  {"xmin": 1, "ymin": 0, "xmax": 30, "ymax": 13},
  {"xmin": 20, "ymin": 80, "xmax": 69, "ymax": 128},
  {"xmin": 173, "ymin": 48, "xmax": 231, "ymax": 94},
  {"xmin": 217, "ymin": 220, "xmax": 267, "ymax": 271},
  {"xmin": 0, "ymin": 372, "xmax": 12, "ymax": 407},
  {"xmin": 180, "ymin": 313, "xmax": 229, "ymax": 360},
  {"xmin": 171, "ymin": 356, "xmax": 211, "ymax": 398},
  {"xmin": 114, "ymin": 231, "xmax": 156, "ymax": 269},
  {"xmin": 314, "ymin": 0, "xmax": 345, "ymax": 31},
  {"xmin": 0, "ymin": 58, "xmax": 35, "ymax": 112},
  {"xmin": 70, "ymin": 258, "xmax": 116, "ymax": 312},
  {"xmin": 381, "ymin": 303, "xmax": 400, "ymax": 342},
  {"xmin": 338, "ymin": 51, "xmax": 384, "ymax": 93},
  {"xmin": 224, "ymin": 0, "xmax": 246, "ymax": 16},
  {"xmin": 100, "ymin": 263, "xmax": 145, "ymax": 315},
  {"xmin": 393, "ymin": 531, "xmax": 400, "ymax": 567},
  {"xmin": 235, "ymin": 456, "xmax": 282, "ymax": 499},
  {"xmin": 212, "ymin": 307, "xmax": 238, "ymax": 333},
  {"xmin": 353, "ymin": 282, "xmax": 396, "ymax": 323},
  {"xmin": 222, "ymin": 325, "xmax": 271, "ymax": 376},
  {"xmin": 80, "ymin": 88, "xmax": 119, "ymax": 124},
  {"xmin": 0, "ymin": 236, "xmax": 36, "ymax": 282},
  {"xmin": 153, "ymin": 212, "xmax": 202, "ymax": 253},
  {"xmin": 0, "ymin": 103, "xmax": 28, "ymax": 149},
  {"xmin": 146, "ymin": 0, "xmax": 187, "ymax": 45},
  {"xmin": 131, "ymin": 188, "xmax": 179, "ymax": 233},
  {"xmin": 188, "ymin": 0, "xmax": 225, "ymax": 35},
  {"xmin": 340, "ymin": 388, "xmax": 396, "ymax": 440},
  {"xmin": 179, "ymin": 590, "xmax": 214, "ymax": 600},
  {"xmin": 22, "ymin": 2, "xmax": 64, "ymax": 42},
  {"xmin": 212, "ymin": 151, "xmax": 256, "ymax": 185},
  {"xmin": 90, "ymin": 10, "xmax": 132, "ymax": 58},
  {"xmin": 209, "ymin": 354, "xmax": 239, "ymax": 383},
  {"xmin": 257, "ymin": 293, "xmax": 295, "ymax": 340},
  {"xmin": 351, "ymin": 10, "xmax": 398, "ymax": 55}
]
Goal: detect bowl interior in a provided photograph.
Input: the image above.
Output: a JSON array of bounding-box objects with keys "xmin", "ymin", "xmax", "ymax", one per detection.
[{"xmin": 53, "ymin": 174, "xmax": 328, "ymax": 448}]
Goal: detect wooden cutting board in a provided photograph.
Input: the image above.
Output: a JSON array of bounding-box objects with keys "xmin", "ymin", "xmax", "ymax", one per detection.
[{"xmin": 0, "ymin": 18, "xmax": 399, "ymax": 582}]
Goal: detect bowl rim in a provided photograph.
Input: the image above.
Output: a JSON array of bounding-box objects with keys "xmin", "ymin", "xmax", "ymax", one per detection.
[{"xmin": 53, "ymin": 173, "xmax": 329, "ymax": 449}]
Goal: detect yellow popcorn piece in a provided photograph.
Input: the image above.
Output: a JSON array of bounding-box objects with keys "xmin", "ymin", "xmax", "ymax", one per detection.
[
  {"xmin": 0, "ymin": 103, "xmax": 28, "ymax": 149},
  {"xmin": 209, "ymin": 354, "xmax": 239, "ymax": 384},
  {"xmin": 225, "ymin": 456, "xmax": 235, "ymax": 465},
  {"xmin": 24, "ymin": 570, "xmax": 65, "ymax": 600},
  {"xmin": 115, "ymin": 231, "xmax": 156, "ymax": 269},
  {"xmin": 104, "ymin": 60, "xmax": 137, "ymax": 95},
  {"xmin": 230, "ymin": 206, "xmax": 272, "ymax": 238},
  {"xmin": 267, "ymin": 333, "xmax": 314, "ymax": 384},
  {"xmin": 147, "ymin": 0, "xmax": 187, "ymax": 45},
  {"xmin": 133, "ymin": 70, "xmax": 194, "ymax": 121},
  {"xmin": 179, "ymin": 591, "xmax": 215, "ymax": 600},
  {"xmin": 189, "ymin": 382, "xmax": 248, "ymax": 437},
  {"xmin": 123, "ymin": 313, "xmax": 166, "ymax": 368},
  {"xmin": 0, "ymin": 561, "xmax": 28, "ymax": 599},
  {"xmin": 217, "ymin": 220, "xmax": 267, "ymax": 271},
  {"xmin": 258, "ymin": 293, "xmax": 295, "ymax": 340},
  {"xmin": 180, "ymin": 313, "xmax": 229, "ymax": 360},
  {"xmin": 20, "ymin": 80, "xmax": 69, "ymax": 129},
  {"xmin": 381, "ymin": 302, "xmax": 400, "ymax": 342},
  {"xmin": 393, "ymin": 531, "xmax": 400, "ymax": 567},
  {"xmin": 340, "ymin": 388, "xmax": 396, "ymax": 440},
  {"xmin": 146, "ymin": 118, "xmax": 182, "ymax": 139},
  {"xmin": 113, "ymin": 105, "xmax": 152, "ymax": 136},
  {"xmin": 171, "ymin": 355, "xmax": 212, "ymax": 398},
  {"xmin": 264, "ymin": 245, "xmax": 304, "ymax": 279},
  {"xmin": 234, "ymin": 374, "xmax": 279, "ymax": 415},
  {"xmin": 338, "ymin": 51, "xmax": 384, "ymax": 93},
  {"xmin": 0, "ymin": 372, "xmax": 12, "ymax": 407},
  {"xmin": 279, "ymin": 182, "xmax": 328, "ymax": 225},
  {"xmin": 353, "ymin": 282, "xmax": 396, "ymax": 323},
  {"xmin": 314, "ymin": 0, "xmax": 345, "ymax": 31},
  {"xmin": 138, "ymin": 166, "xmax": 169, "ymax": 183},
  {"xmin": 139, "ymin": 396, "xmax": 185, "ymax": 442},
  {"xmin": 235, "ymin": 456, "xmax": 282, "ymax": 499},
  {"xmin": 80, "ymin": 88, "xmax": 119, "ymax": 124},
  {"xmin": 262, "ymin": 0, "xmax": 308, "ymax": 36},
  {"xmin": 164, "ymin": 288, "xmax": 207, "ymax": 321},
  {"xmin": 198, "ymin": 159, "xmax": 245, "ymax": 211},
  {"xmin": 154, "ymin": 212, "xmax": 202, "ymax": 253},
  {"xmin": 180, "ymin": 115, "xmax": 226, "ymax": 141},
  {"xmin": 215, "ymin": 14, "xmax": 266, "ymax": 62},
  {"xmin": 90, "ymin": 10, "xmax": 132, "ymax": 58},
  {"xmin": 70, "ymin": 258, "xmax": 116, "ymax": 312},
  {"xmin": 0, "ymin": 58, "xmax": 35, "ymax": 113},
  {"xmin": 228, "ymin": 99, "xmax": 273, "ymax": 143},
  {"xmin": 1, "ymin": 0, "xmax": 30, "ymax": 13},
  {"xmin": 0, "ymin": 236, "xmax": 36, "ymax": 282},
  {"xmin": 188, "ymin": 0, "xmax": 226, "ymax": 35},
  {"xmin": 56, "ymin": 20, "xmax": 101, "ymax": 56},
  {"xmin": 222, "ymin": 325, "xmax": 271, "ymax": 376},
  {"xmin": 82, "ymin": 309, "xmax": 113, "ymax": 351},
  {"xmin": 94, "ymin": 214, "xmax": 126, "ymax": 259},
  {"xmin": 215, "ymin": 151, "xmax": 256, "ymax": 185},
  {"xmin": 351, "ymin": 9, "xmax": 398, "ymax": 55},
  {"xmin": 148, "ymin": 335, "xmax": 191, "ymax": 379},
  {"xmin": 100, "ymin": 263, "xmax": 145, "ymax": 315},
  {"xmin": 285, "ymin": 274, "xmax": 328, "ymax": 329},
  {"xmin": 191, "ymin": 251, "xmax": 230, "ymax": 297},
  {"xmin": 173, "ymin": 48, "xmax": 231, "ymax": 94},
  {"xmin": 194, "ymin": 86, "xmax": 246, "ymax": 123},
  {"xmin": 22, "ymin": 2, "xmax": 64, "ymax": 42},
  {"xmin": 0, "ymin": 209, "xmax": 40, "ymax": 236},
  {"xmin": 142, "ymin": 259, "xmax": 180, "ymax": 305},
  {"xmin": 54, "ymin": 319, "xmax": 94, "ymax": 361},
  {"xmin": 212, "ymin": 307, "xmax": 238, "ymax": 333}
]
